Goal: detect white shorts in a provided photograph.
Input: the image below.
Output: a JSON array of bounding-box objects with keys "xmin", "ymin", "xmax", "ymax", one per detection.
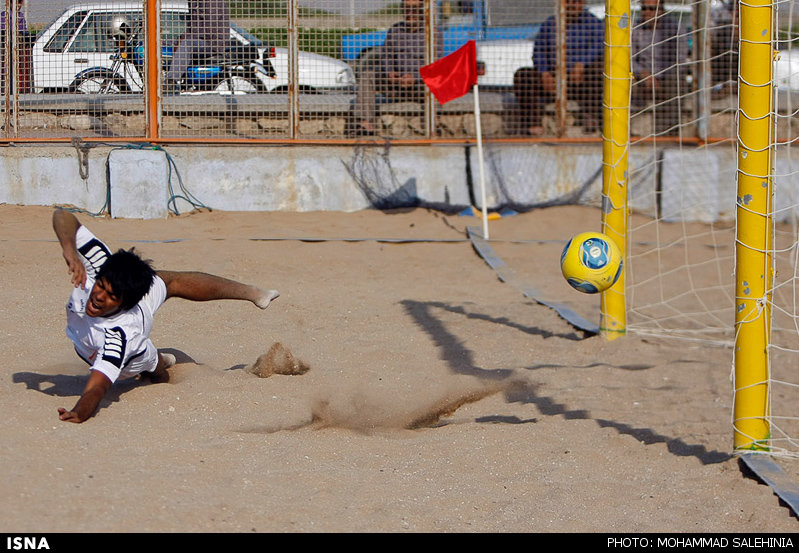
[{"xmin": 121, "ymin": 275, "xmax": 167, "ymax": 379}]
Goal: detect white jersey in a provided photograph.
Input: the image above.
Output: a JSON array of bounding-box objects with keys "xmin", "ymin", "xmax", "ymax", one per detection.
[{"xmin": 66, "ymin": 225, "xmax": 166, "ymax": 383}]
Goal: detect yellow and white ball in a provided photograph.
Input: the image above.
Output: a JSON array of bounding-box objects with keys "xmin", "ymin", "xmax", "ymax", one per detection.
[{"xmin": 560, "ymin": 232, "xmax": 623, "ymax": 294}]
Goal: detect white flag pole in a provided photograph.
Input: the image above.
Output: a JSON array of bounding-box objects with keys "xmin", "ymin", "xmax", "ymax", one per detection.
[{"xmin": 473, "ymin": 83, "xmax": 489, "ymax": 240}]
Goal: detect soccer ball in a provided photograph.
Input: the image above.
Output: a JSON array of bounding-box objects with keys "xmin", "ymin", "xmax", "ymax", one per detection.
[{"xmin": 560, "ymin": 232, "xmax": 623, "ymax": 294}]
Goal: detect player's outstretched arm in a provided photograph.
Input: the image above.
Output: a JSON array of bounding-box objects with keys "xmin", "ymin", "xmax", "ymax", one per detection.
[
  {"xmin": 52, "ymin": 209, "xmax": 87, "ymax": 289},
  {"xmin": 57, "ymin": 370, "xmax": 112, "ymax": 423},
  {"xmin": 157, "ymin": 270, "xmax": 279, "ymax": 309}
]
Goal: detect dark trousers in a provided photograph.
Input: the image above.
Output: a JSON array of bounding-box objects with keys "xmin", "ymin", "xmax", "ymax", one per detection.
[
  {"xmin": 512, "ymin": 62, "xmax": 603, "ymax": 129},
  {"xmin": 632, "ymin": 72, "xmax": 682, "ymax": 135},
  {"xmin": 351, "ymin": 64, "xmax": 426, "ymax": 128}
]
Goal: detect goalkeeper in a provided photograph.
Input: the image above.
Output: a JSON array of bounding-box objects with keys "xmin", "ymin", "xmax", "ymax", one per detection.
[{"xmin": 52, "ymin": 209, "xmax": 279, "ymax": 423}]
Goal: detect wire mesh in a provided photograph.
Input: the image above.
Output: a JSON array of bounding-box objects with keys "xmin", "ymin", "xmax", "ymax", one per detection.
[{"xmin": 0, "ymin": 0, "xmax": 749, "ymax": 143}]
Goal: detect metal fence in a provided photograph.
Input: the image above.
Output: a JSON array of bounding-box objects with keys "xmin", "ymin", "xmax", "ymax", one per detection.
[{"xmin": 0, "ymin": 0, "xmax": 744, "ymax": 142}]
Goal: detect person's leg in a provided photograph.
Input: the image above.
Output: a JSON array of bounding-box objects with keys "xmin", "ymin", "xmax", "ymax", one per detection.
[
  {"xmin": 146, "ymin": 351, "xmax": 176, "ymax": 383},
  {"xmin": 513, "ymin": 67, "xmax": 546, "ymax": 134},
  {"xmin": 408, "ymin": 81, "xmax": 426, "ymax": 103},
  {"xmin": 122, "ymin": 338, "xmax": 175, "ymax": 384},
  {"xmin": 156, "ymin": 270, "xmax": 279, "ymax": 309},
  {"xmin": 351, "ymin": 56, "xmax": 381, "ymax": 133},
  {"xmin": 655, "ymin": 73, "xmax": 681, "ymax": 135},
  {"xmin": 575, "ymin": 60, "xmax": 604, "ymax": 132},
  {"xmin": 166, "ymin": 38, "xmax": 203, "ymax": 83}
]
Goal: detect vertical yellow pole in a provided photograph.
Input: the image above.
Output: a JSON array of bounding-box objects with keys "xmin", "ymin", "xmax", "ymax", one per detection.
[
  {"xmin": 734, "ymin": 0, "xmax": 773, "ymax": 451},
  {"xmin": 600, "ymin": 0, "xmax": 630, "ymax": 340}
]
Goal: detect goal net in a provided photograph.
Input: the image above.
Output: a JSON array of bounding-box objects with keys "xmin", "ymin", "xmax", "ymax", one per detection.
[{"xmin": 608, "ymin": 0, "xmax": 799, "ymax": 458}]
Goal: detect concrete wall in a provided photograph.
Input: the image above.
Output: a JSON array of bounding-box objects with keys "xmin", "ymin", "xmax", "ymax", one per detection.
[{"xmin": 0, "ymin": 141, "xmax": 759, "ymax": 222}]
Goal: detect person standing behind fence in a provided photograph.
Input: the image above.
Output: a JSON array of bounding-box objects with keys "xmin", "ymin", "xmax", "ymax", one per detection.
[
  {"xmin": 1, "ymin": 0, "xmax": 30, "ymax": 93},
  {"xmin": 166, "ymin": 0, "xmax": 230, "ymax": 93},
  {"xmin": 1, "ymin": 0, "xmax": 25, "ymax": 33},
  {"xmin": 631, "ymin": 0, "xmax": 689, "ymax": 136},
  {"xmin": 348, "ymin": 0, "xmax": 437, "ymax": 136},
  {"xmin": 710, "ymin": 0, "xmax": 738, "ymax": 97},
  {"xmin": 512, "ymin": 0, "xmax": 604, "ymax": 136}
]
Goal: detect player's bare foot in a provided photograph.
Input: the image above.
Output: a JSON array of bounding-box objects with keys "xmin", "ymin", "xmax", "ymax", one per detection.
[
  {"xmin": 146, "ymin": 352, "xmax": 176, "ymax": 384},
  {"xmin": 246, "ymin": 342, "xmax": 309, "ymax": 378},
  {"xmin": 254, "ymin": 289, "xmax": 280, "ymax": 309}
]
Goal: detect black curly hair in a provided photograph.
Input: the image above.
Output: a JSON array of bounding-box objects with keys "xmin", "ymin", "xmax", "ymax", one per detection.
[{"xmin": 95, "ymin": 248, "xmax": 156, "ymax": 311}]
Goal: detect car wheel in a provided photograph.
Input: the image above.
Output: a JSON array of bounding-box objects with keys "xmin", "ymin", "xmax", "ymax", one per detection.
[
  {"xmin": 215, "ymin": 72, "xmax": 261, "ymax": 95},
  {"xmin": 71, "ymin": 72, "xmax": 128, "ymax": 94}
]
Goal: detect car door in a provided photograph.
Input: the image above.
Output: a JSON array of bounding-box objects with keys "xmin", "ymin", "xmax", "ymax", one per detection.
[
  {"xmin": 33, "ymin": 8, "xmax": 89, "ymax": 90},
  {"xmin": 66, "ymin": 10, "xmax": 143, "ymax": 90},
  {"xmin": 33, "ymin": 8, "xmax": 141, "ymax": 91},
  {"xmin": 32, "ymin": 6, "xmax": 187, "ymax": 92}
]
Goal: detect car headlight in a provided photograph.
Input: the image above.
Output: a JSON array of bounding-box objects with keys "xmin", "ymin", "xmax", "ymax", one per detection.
[{"xmin": 337, "ymin": 67, "xmax": 355, "ymax": 86}]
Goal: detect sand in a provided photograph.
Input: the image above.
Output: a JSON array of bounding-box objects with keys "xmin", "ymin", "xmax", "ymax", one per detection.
[{"xmin": 1, "ymin": 203, "xmax": 797, "ymax": 533}]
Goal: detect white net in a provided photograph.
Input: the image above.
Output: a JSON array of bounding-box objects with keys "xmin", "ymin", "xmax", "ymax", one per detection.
[
  {"xmin": 617, "ymin": 0, "xmax": 799, "ymax": 459},
  {"xmin": 602, "ymin": 0, "xmax": 740, "ymax": 345}
]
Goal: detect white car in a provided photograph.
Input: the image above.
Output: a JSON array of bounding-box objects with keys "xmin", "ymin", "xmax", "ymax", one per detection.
[
  {"xmin": 31, "ymin": 1, "xmax": 355, "ymax": 93},
  {"xmin": 476, "ymin": 39, "xmax": 533, "ymax": 88},
  {"xmin": 270, "ymin": 47, "xmax": 356, "ymax": 93}
]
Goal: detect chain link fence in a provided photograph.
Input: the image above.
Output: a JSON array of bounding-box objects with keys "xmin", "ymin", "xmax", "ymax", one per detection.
[{"xmin": 0, "ymin": 0, "xmax": 746, "ymax": 142}]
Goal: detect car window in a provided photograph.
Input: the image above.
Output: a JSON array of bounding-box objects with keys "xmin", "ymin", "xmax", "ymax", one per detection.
[
  {"xmin": 65, "ymin": 10, "xmax": 188, "ymax": 53},
  {"xmin": 231, "ymin": 23, "xmax": 262, "ymax": 46},
  {"xmin": 43, "ymin": 11, "xmax": 87, "ymax": 53},
  {"xmin": 46, "ymin": 8, "xmax": 225, "ymax": 54},
  {"xmin": 69, "ymin": 11, "xmax": 142, "ymax": 53},
  {"xmin": 161, "ymin": 11, "xmax": 187, "ymax": 44}
]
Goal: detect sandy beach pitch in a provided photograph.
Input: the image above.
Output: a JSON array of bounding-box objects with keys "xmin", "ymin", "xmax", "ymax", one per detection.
[{"xmin": 1, "ymin": 204, "xmax": 796, "ymax": 532}]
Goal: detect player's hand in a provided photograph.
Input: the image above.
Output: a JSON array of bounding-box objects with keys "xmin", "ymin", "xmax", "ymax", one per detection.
[
  {"xmin": 57, "ymin": 407, "xmax": 83, "ymax": 423},
  {"xmin": 62, "ymin": 249, "xmax": 87, "ymax": 289}
]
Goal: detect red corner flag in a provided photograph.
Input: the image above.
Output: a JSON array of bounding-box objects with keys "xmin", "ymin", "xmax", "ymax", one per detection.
[{"xmin": 420, "ymin": 40, "xmax": 477, "ymax": 105}]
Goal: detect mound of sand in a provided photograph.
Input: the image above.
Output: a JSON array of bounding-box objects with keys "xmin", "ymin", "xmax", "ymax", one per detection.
[{"xmin": 245, "ymin": 342, "xmax": 310, "ymax": 378}]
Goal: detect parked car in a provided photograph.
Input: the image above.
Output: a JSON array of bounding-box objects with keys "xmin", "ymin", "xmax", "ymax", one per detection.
[
  {"xmin": 269, "ymin": 47, "xmax": 356, "ymax": 93},
  {"xmin": 475, "ymin": 39, "xmax": 533, "ymax": 88},
  {"xmin": 31, "ymin": 1, "xmax": 355, "ymax": 93}
]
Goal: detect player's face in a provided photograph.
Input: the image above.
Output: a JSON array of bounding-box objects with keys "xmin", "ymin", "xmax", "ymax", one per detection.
[
  {"xmin": 641, "ymin": 0, "xmax": 660, "ymax": 21},
  {"xmin": 404, "ymin": 0, "xmax": 423, "ymax": 29},
  {"xmin": 86, "ymin": 277, "xmax": 124, "ymax": 318}
]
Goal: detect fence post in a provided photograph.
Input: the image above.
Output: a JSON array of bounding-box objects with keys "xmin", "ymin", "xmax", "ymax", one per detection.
[
  {"xmin": 556, "ymin": 0, "xmax": 567, "ymax": 136},
  {"xmin": 288, "ymin": 0, "xmax": 299, "ymax": 138},
  {"xmin": 145, "ymin": 0, "xmax": 161, "ymax": 141},
  {"xmin": 694, "ymin": 0, "xmax": 711, "ymax": 141},
  {"xmin": 424, "ymin": 0, "xmax": 436, "ymax": 138}
]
